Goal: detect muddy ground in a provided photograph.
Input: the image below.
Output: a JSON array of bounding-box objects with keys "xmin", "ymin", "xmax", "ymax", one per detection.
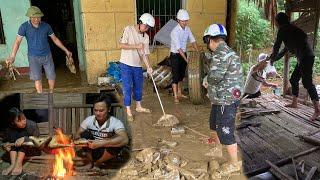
[{"xmin": 0, "ymin": 81, "xmax": 247, "ymax": 179}]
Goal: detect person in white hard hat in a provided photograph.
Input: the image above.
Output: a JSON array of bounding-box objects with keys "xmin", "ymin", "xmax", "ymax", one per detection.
[
  {"xmin": 203, "ymin": 23, "xmax": 243, "ymax": 175},
  {"xmin": 170, "ymin": 9, "xmax": 199, "ymax": 104},
  {"xmin": 119, "ymin": 13, "xmax": 154, "ymax": 121},
  {"xmin": 243, "ymin": 53, "xmax": 278, "ymax": 98}
]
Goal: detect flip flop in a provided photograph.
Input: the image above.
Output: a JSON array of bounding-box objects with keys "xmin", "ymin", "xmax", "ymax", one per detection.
[
  {"xmin": 174, "ymin": 99, "xmax": 180, "ymax": 104},
  {"xmin": 136, "ymin": 108, "xmax": 151, "ymax": 113}
]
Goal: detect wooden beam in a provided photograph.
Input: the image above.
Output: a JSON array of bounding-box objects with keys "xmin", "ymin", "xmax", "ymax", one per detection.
[
  {"xmin": 313, "ymin": 1, "xmax": 320, "ymax": 49},
  {"xmin": 291, "ymin": 158, "xmax": 299, "ymax": 180},
  {"xmin": 246, "ymin": 146, "xmax": 320, "ymax": 177},
  {"xmin": 305, "ymin": 166, "xmax": 318, "ymax": 180},
  {"xmin": 227, "ymin": 0, "xmax": 238, "ymax": 48},
  {"xmin": 300, "ymin": 135, "xmax": 320, "ymax": 146},
  {"xmin": 266, "ymin": 160, "xmax": 295, "ymax": 180}
]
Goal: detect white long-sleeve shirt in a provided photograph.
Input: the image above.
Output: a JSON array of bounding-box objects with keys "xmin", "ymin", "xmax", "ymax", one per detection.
[{"xmin": 170, "ymin": 24, "xmax": 196, "ymax": 53}]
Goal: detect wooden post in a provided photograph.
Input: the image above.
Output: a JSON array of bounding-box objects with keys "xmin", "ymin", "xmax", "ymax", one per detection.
[
  {"xmin": 227, "ymin": 0, "xmax": 238, "ymax": 49},
  {"xmin": 48, "ymin": 93, "xmax": 54, "ymax": 136},
  {"xmin": 313, "ymin": 1, "xmax": 320, "ymax": 50},
  {"xmin": 283, "ymin": 11, "xmax": 292, "ymax": 96}
]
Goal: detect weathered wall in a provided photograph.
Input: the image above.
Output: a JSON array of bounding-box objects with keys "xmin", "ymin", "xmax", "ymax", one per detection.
[
  {"xmin": 80, "ymin": 0, "xmax": 135, "ymax": 84},
  {"xmin": 0, "ymin": 0, "xmax": 29, "ymax": 67},
  {"xmin": 80, "ymin": 0, "xmax": 227, "ymax": 84}
]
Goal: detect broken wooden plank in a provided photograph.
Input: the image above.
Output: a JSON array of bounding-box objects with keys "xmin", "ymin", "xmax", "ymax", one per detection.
[
  {"xmin": 305, "ymin": 166, "xmax": 317, "ymax": 180},
  {"xmin": 300, "ymin": 135, "xmax": 320, "ymax": 146},
  {"xmin": 291, "ymin": 158, "xmax": 299, "ymax": 180},
  {"xmin": 266, "ymin": 160, "xmax": 295, "ymax": 180},
  {"xmin": 246, "ymin": 146, "xmax": 320, "ymax": 177}
]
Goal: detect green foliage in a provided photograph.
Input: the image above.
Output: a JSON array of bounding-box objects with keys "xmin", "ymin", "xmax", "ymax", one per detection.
[
  {"xmin": 269, "ymin": 57, "xmax": 320, "ymax": 75},
  {"xmin": 236, "ymin": 1, "xmax": 272, "ymax": 50}
]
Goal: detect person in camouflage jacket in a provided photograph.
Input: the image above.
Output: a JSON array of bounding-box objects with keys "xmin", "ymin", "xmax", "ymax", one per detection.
[
  {"xmin": 206, "ymin": 42, "xmax": 243, "ymax": 105},
  {"xmin": 202, "ymin": 24, "xmax": 243, "ymax": 175}
]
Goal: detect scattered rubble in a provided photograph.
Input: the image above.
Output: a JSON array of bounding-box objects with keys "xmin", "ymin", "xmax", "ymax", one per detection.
[{"xmin": 117, "ymin": 146, "xmax": 243, "ymax": 179}]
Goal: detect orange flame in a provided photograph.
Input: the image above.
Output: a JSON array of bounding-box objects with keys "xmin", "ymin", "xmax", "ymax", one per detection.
[{"xmin": 52, "ymin": 128, "xmax": 75, "ymax": 178}]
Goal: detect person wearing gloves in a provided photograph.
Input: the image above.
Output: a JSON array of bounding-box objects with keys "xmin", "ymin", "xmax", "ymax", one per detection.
[
  {"xmin": 269, "ymin": 12, "xmax": 320, "ymax": 121},
  {"xmin": 203, "ymin": 24, "xmax": 243, "ymax": 175},
  {"xmin": 119, "ymin": 13, "xmax": 154, "ymax": 121},
  {"xmin": 243, "ymin": 53, "xmax": 278, "ymax": 98},
  {"xmin": 170, "ymin": 9, "xmax": 199, "ymax": 104},
  {"xmin": 6, "ymin": 6, "xmax": 72, "ymax": 93}
]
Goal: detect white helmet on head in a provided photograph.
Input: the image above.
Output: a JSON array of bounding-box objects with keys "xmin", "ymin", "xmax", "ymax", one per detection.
[
  {"xmin": 203, "ymin": 24, "xmax": 227, "ymax": 43},
  {"xmin": 257, "ymin": 53, "xmax": 268, "ymax": 62},
  {"xmin": 177, "ymin": 9, "xmax": 189, "ymax": 21},
  {"xmin": 139, "ymin": 13, "xmax": 155, "ymax": 27}
]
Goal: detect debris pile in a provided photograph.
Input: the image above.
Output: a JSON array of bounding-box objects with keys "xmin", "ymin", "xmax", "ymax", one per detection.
[{"xmin": 117, "ymin": 145, "xmax": 243, "ymax": 180}]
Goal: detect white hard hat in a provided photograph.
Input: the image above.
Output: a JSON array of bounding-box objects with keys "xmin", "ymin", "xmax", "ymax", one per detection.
[
  {"xmin": 203, "ymin": 24, "xmax": 227, "ymax": 43},
  {"xmin": 139, "ymin": 13, "xmax": 155, "ymax": 27},
  {"xmin": 177, "ymin": 9, "xmax": 189, "ymax": 21},
  {"xmin": 257, "ymin": 53, "xmax": 268, "ymax": 62}
]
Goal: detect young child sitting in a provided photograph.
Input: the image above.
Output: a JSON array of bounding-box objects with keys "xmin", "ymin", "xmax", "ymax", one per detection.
[
  {"xmin": 2, "ymin": 108, "xmax": 39, "ymax": 176},
  {"xmin": 243, "ymin": 53, "xmax": 278, "ymax": 98}
]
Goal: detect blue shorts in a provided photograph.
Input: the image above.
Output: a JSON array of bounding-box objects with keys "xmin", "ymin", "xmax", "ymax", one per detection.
[
  {"xmin": 28, "ymin": 54, "xmax": 56, "ymax": 81},
  {"xmin": 209, "ymin": 101, "xmax": 239, "ymax": 145}
]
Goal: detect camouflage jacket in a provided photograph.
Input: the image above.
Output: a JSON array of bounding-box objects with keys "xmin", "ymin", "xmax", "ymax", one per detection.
[{"xmin": 206, "ymin": 42, "xmax": 243, "ymax": 105}]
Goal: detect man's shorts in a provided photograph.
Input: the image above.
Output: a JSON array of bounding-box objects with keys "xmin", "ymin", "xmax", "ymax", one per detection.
[
  {"xmin": 209, "ymin": 101, "xmax": 239, "ymax": 145},
  {"xmin": 80, "ymin": 130, "xmax": 124, "ymax": 161},
  {"xmin": 28, "ymin": 54, "xmax": 56, "ymax": 81}
]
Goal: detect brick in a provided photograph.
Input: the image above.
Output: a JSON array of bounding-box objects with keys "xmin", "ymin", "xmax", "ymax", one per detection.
[
  {"xmin": 82, "ymin": 13, "xmax": 116, "ymax": 50},
  {"xmin": 189, "ymin": 13, "xmax": 208, "ymax": 42},
  {"xmin": 203, "ymin": 0, "xmax": 227, "ymax": 14},
  {"xmin": 106, "ymin": 50, "xmax": 121, "ymax": 61},
  {"xmin": 85, "ymin": 51, "xmax": 107, "ymax": 84},
  {"xmin": 106, "ymin": 0, "xmax": 134, "ymax": 12},
  {"xmin": 115, "ymin": 13, "xmax": 135, "ymax": 48},
  {"xmin": 186, "ymin": 0, "xmax": 203, "ymax": 13},
  {"xmin": 81, "ymin": 0, "xmax": 106, "ymax": 12}
]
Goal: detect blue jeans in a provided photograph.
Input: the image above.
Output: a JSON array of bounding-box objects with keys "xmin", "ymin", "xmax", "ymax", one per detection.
[{"xmin": 120, "ymin": 63, "xmax": 143, "ymax": 106}]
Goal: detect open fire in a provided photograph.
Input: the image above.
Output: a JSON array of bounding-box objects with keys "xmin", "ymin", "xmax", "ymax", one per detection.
[{"xmin": 51, "ymin": 128, "xmax": 75, "ymax": 178}]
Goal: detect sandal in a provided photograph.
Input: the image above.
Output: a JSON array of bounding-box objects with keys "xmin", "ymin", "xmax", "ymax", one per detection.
[
  {"xmin": 136, "ymin": 107, "xmax": 151, "ymax": 113},
  {"xmin": 174, "ymin": 98, "xmax": 180, "ymax": 104}
]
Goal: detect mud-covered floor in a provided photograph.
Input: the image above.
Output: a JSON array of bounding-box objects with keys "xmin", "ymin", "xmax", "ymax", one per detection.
[
  {"xmin": 0, "ymin": 67, "xmax": 107, "ymax": 93},
  {"xmin": 1, "ymin": 81, "xmax": 320, "ymax": 179}
]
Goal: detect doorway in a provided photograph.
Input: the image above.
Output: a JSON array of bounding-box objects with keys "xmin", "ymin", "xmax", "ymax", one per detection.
[{"xmin": 30, "ymin": 0, "xmax": 81, "ymax": 81}]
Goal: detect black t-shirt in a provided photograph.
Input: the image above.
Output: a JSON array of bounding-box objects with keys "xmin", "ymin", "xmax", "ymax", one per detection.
[
  {"xmin": 5, "ymin": 120, "xmax": 39, "ymax": 143},
  {"xmin": 271, "ymin": 23, "xmax": 314, "ymax": 61}
]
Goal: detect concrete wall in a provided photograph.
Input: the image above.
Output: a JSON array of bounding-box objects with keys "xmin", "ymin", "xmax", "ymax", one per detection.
[
  {"xmin": 80, "ymin": 0, "xmax": 227, "ymax": 84},
  {"xmin": 0, "ymin": 0, "xmax": 29, "ymax": 67}
]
